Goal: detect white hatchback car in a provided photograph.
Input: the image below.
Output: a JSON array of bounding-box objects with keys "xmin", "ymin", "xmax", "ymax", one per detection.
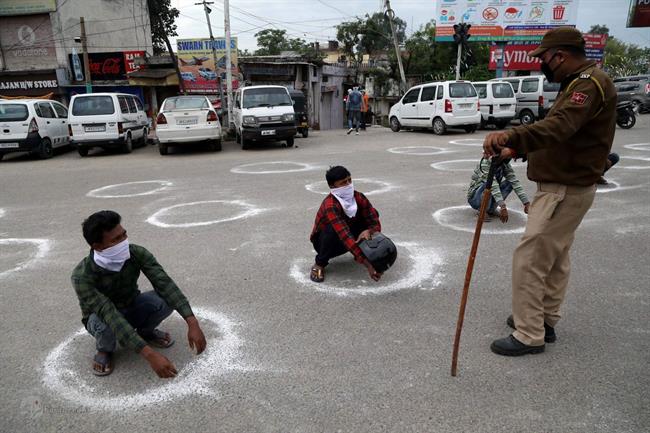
[
  {"xmin": 156, "ymin": 95, "xmax": 221, "ymax": 155},
  {"xmin": 472, "ymin": 81, "xmax": 517, "ymax": 129},
  {"xmin": 389, "ymin": 81, "xmax": 481, "ymax": 135},
  {"xmin": 0, "ymin": 99, "xmax": 70, "ymax": 160}
]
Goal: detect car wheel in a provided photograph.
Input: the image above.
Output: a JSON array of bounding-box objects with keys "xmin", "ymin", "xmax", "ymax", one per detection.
[
  {"xmin": 159, "ymin": 143, "xmax": 169, "ymax": 155},
  {"xmin": 209, "ymin": 139, "xmax": 222, "ymax": 151},
  {"xmin": 37, "ymin": 138, "xmax": 53, "ymax": 159},
  {"xmin": 390, "ymin": 116, "xmax": 401, "ymax": 132},
  {"xmin": 464, "ymin": 125, "xmax": 477, "ymax": 134},
  {"xmin": 77, "ymin": 147, "xmax": 89, "ymax": 157},
  {"xmin": 520, "ymin": 110, "xmax": 535, "ymax": 125},
  {"xmin": 631, "ymin": 100, "xmax": 641, "ymax": 114},
  {"xmin": 432, "ymin": 117, "xmax": 446, "ymax": 135},
  {"xmin": 302, "ymin": 129, "xmax": 309, "ymax": 138},
  {"xmin": 122, "ymin": 134, "xmax": 133, "ymax": 153},
  {"xmin": 0, "ymin": 153, "xmax": 4, "ymax": 161},
  {"xmin": 140, "ymin": 128, "xmax": 148, "ymax": 146},
  {"xmin": 286, "ymin": 137, "xmax": 295, "ymax": 148}
]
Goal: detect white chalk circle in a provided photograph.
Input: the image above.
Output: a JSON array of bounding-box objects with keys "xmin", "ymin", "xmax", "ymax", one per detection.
[
  {"xmin": 146, "ymin": 200, "xmax": 264, "ymax": 228},
  {"xmin": 617, "ymin": 156, "xmax": 650, "ymax": 170},
  {"xmin": 42, "ymin": 308, "xmax": 253, "ymax": 411},
  {"xmin": 305, "ymin": 178, "xmax": 396, "ymax": 196},
  {"xmin": 430, "ymin": 159, "xmax": 478, "ymax": 172},
  {"xmin": 290, "ymin": 242, "xmax": 443, "ymax": 297},
  {"xmin": 624, "ymin": 143, "xmax": 650, "ymax": 152},
  {"xmin": 433, "ymin": 205, "xmax": 526, "ymax": 234},
  {"xmin": 448, "ymin": 138, "xmax": 483, "ymax": 147},
  {"xmin": 87, "ymin": 180, "xmax": 173, "ymax": 198},
  {"xmin": 0, "ymin": 238, "xmax": 51, "ymax": 278},
  {"xmin": 0, "ymin": 208, "xmax": 5, "ymax": 218},
  {"xmin": 230, "ymin": 161, "xmax": 318, "ymax": 174},
  {"xmin": 387, "ymin": 146, "xmax": 451, "ymax": 156}
]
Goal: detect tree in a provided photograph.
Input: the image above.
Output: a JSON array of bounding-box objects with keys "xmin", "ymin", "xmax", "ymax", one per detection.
[
  {"xmin": 336, "ymin": 13, "xmax": 407, "ymax": 63},
  {"xmin": 336, "ymin": 19, "xmax": 364, "ymax": 61},
  {"xmin": 254, "ymin": 29, "xmax": 290, "ymax": 55},
  {"xmin": 147, "ymin": 0, "xmax": 180, "ymax": 55},
  {"xmin": 588, "ymin": 25, "xmax": 610, "ymax": 35}
]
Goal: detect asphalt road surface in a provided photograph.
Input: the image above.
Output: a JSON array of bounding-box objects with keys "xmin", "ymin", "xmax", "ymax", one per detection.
[{"xmin": 1, "ymin": 116, "xmax": 648, "ymax": 433}]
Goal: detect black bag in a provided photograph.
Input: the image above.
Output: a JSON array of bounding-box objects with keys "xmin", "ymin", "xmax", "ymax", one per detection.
[{"xmin": 359, "ymin": 233, "xmax": 397, "ymax": 273}]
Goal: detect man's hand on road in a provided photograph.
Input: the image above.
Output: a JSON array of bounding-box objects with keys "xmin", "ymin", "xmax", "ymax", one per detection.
[
  {"xmin": 483, "ymin": 131, "xmax": 509, "ymax": 157},
  {"xmin": 499, "ymin": 207, "xmax": 509, "ymax": 224},
  {"xmin": 524, "ymin": 202, "xmax": 530, "ymax": 214},
  {"xmin": 186, "ymin": 316, "xmax": 207, "ymax": 355},
  {"xmin": 141, "ymin": 346, "xmax": 177, "ymax": 378},
  {"xmin": 356, "ymin": 230, "xmax": 372, "ymax": 243},
  {"xmin": 365, "ymin": 261, "xmax": 382, "ymax": 282}
]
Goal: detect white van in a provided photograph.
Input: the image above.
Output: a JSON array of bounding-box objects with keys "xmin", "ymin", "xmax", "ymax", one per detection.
[
  {"xmin": 472, "ymin": 81, "xmax": 517, "ymax": 129},
  {"xmin": 388, "ymin": 81, "xmax": 481, "ymax": 135},
  {"xmin": 232, "ymin": 85, "xmax": 296, "ymax": 149},
  {"xmin": 490, "ymin": 76, "xmax": 560, "ymax": 125},
  {"xmin": 0, "ymin": 99, "xmax": 70, "ymax": 160},
  {"xmin": 68, "ymin": 93, "xmax": 148, "ymax": 156}
]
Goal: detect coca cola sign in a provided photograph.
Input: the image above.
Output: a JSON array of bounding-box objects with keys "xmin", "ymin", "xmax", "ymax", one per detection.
[{"xmin": 68, "ymin": 51, "xmax": 144, "ymax": 81}]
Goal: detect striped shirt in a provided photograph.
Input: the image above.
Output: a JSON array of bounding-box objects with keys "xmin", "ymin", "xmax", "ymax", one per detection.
[{"xmin": 467, "ymin": 159, "xmax": 529, "ymax": 206}]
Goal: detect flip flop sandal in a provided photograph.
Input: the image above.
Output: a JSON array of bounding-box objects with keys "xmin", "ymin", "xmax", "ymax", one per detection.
[
  {"xmin": 310, "ymin": 266, "xmax": 325, "ymax": 283},
  {"xmin": 140, "ymin": 329, "xmax": 175, "ymax": 349},
  {"xmin": 92, "ymin": 352, "xmax": 113, "ymax": 377}
]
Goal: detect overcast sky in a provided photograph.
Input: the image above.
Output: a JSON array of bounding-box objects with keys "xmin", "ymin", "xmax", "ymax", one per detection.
[{"xmin": 170, "ymin": 0, "xmax": 650, "ymax": 50}]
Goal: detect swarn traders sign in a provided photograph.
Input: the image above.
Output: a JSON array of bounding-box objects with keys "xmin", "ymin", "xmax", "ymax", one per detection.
[
  {"xmin": 176, "ymin": 38, "xmax": 240, "ymax": 94},
  {"xmin": 435, "ymin": 0, "xmax": 579, "ymax": 42}
]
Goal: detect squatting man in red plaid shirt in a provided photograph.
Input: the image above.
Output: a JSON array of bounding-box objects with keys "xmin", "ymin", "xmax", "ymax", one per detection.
[{"xmin": 309, "ymin": 166, "xmax": 383, "ymax": 283}]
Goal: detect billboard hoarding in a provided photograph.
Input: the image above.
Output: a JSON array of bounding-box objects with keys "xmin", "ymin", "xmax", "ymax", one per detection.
[
  {"xmin": 67, "ymin": 51, "xmax": 145, "ymax": 81},
  {"xmin": 176, "ymin": 38, "xmax": 241, "ymax": 94},
  {"xmin": 0, "ymin": 0, "xmax": 55, "ymax": 16},
  {"xmin": 435, "ymin": 0, "xmax": 580, "ymax": 42},
  {"xmin": 627, "ymin": 0, "xmax": 650, "ymax": 27}
]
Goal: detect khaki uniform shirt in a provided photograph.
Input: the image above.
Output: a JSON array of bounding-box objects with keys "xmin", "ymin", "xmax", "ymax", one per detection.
[{"xmin": 506, "ymin": 61, "xmax": 617, "ymax": 186}]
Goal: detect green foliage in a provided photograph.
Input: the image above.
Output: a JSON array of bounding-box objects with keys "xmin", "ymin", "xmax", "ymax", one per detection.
[
  {"xmin": 147, "ymin": 0, "xmax": 180, "ymax": 55},
  {"xmin": 586, "ymin": 24, "xmax": 650, "ymax": 77},
  {"xmin": 336, "ymin": 12, "xmax": 406, "ymax": 63},
  {"xmin": 253, "ymin": 29, "xmax": 324, "ymax": 62}
]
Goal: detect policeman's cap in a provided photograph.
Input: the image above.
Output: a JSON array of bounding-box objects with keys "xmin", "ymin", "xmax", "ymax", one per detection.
[{"xmin": 528, "ymin": 27, "xmax": 585, "ymax": 57}]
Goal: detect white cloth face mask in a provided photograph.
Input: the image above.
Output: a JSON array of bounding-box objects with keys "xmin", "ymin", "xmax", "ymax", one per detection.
[
  {"xmin": 93, "ymin": 239, "xmax": 131, "ymax": 272},
  {"xmin": 330, "ymin": 182, "xmax": 358, "ymax": 218}
]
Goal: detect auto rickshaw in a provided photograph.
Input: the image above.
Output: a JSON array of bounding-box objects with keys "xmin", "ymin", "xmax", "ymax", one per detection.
[{"xmin": 289, "ymin": 89, "xmax": 309, "ymax": 138}]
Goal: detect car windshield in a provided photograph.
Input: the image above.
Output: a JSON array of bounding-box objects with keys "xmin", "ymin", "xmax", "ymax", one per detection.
[
  {"xmin": 492, "ymin": 83, "xmax": 514, "ymax": 98},
  {"xmin": 474, "ymin": 84, "xmax": 487, "ymax": 99},
  {"xmin": 0, "ymin": 104, "xmax": 29, "ymax": 121},
  {"xmin": 449, "ymin": 83, "xmax": 477, "ymax": 98},
  {"xmin": 163, "ymin": 97, "xmax": 209, "ymax": 110},
  {"xmin": 243, "ymin": 88, "xmax": 292, "ymax": 108},
  {"xmin": 72, "ymin": 96, "xmax": 115, "ymax": 115}
]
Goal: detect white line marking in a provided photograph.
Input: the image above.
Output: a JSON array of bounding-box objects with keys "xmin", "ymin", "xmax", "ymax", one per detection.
[
  {"xmin": 87, "ymin": 180, "xmax": 173, "ymax": 198},
  {"xmin": 618, "ymin": 156, "xmax": 650, "ymax": 170},
  {"xmin": 433, "ymin": 205, "xmax": 526, "ymax": 234},
  {"xmin": 623, "ymin": 143, "xmax": 650, "ymax": 152},
  {"xmin": 386, "ymin": 146, "xmax": 453, "ymax": 156},
  {"xmin": 230, "ymin": 161, "xmax": 319, "ymax": 174},
  {"xmin": 290, "ymin": 242, "xmax": 443, "ymax": 297},
  {"xmin": 0, "ymin": 238, "xmax": 51, "ymax": 278},
  {"xmin": 42, "ymin": 308, "xmax": 257, "ymax": 411},
  {"xmin": 305, "ymin": 178, "xmax": 396, "ymax": 196},
  {"xmin": 0, "ymin": 208, "xmax": 5, "ymax": 218},
  {"xmin": 448, "ymin": 138, "xmax": 483, "ymax": 147},
  {"xmin": 146, "ymin": 200, "xmax": 265, "ymax": 228},
  {"xmin": 430, "ymin": 159, "xmax": 478, "ymax": 172}
]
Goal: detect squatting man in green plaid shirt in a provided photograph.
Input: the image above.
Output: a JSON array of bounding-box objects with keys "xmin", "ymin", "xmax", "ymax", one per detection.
[{"xmin": 71, "ymin": 210, "xmax": 207, "ymax": 377}]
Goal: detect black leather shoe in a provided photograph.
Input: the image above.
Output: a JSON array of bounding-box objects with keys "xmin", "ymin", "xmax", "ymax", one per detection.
[
  {"xmin": 507, "ymin": 315, "xmax": 557, "ymax": 343},
  {"xmin": 490, "ymin": 335, "xmax": 545, "ymax": 356}
]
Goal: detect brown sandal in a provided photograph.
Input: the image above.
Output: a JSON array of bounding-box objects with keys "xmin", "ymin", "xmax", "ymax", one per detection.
[
  {"xmin": 92, "ymin": 352, "xmax": 113, "ymax": 376},
  {"xmin": 139, "ymin": 329, "xmax": 175, "ymax": 349},
  {"xmin": 310, "ymin": 266, "xmax": 325, "ymax": 283}
]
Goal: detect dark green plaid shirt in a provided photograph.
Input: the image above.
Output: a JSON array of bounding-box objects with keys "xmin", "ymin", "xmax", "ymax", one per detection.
[{"xmin": 71, "ymin": 243, "xmax": 194, "ymax": 353}]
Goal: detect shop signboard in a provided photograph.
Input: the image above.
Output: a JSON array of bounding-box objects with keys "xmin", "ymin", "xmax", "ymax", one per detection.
[
  {"xmin": 627, "ymin": 0, "xmax": 650, "ymax": 27},
  {"xmin": 68, "ymin": 51, "xmax": 145, "ymax": 81}
]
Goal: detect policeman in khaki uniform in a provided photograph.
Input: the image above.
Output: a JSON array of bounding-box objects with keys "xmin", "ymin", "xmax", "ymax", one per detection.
[{"xmin": 483, "ymin": 27, "xmax": 617, "ymax": 356}]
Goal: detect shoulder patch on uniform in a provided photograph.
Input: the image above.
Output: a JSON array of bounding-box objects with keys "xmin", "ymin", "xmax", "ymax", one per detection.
[
  {"xmin": 571, "ymin": 91, "xmax": 589, "ymax": 105},
  {"xmin": 579, "ymin": 72, "xmax": 591, "ymax": 79}
]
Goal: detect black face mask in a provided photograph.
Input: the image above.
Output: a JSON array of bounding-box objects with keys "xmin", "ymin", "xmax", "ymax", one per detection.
[{"xmin": 540, "ymin": 52, "xmax": 561, "ymax": 82}]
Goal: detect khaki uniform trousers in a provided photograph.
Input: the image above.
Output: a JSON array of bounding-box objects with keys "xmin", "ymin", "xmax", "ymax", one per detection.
[{"xmin": 512, "ymin": 182, "xmax": 596, "ymax": 346}]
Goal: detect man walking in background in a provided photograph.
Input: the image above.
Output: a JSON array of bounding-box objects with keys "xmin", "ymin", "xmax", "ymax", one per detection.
[{"xmin": 346, "ymin": 86, "xmax": 363, "ymax": 135}]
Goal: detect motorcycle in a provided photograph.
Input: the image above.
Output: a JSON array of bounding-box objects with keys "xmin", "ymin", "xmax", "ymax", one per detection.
[{"xmin": 616, "ymin": 101, "xmax": 636, "ymax": 129}]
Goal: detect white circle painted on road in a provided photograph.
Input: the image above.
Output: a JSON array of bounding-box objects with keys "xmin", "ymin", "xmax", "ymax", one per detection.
[
  {"xmin": 231, "ymin": 161, "xmax": 318, "ymax": 174},
  {"xmin": 433, "ymin": 205, "xmax": 526, "ymax": 234},
  {"xmin": 617, "ymin": 156, "xmax": 650, "ymax": 170},
  {"xmin": 305, "ymin": 178, "xmax": 396, "ymax": 196},
  {"xmin": 0, "ymin": 208, "xmax": 5, "ymax": 218},
  {"xmin": 0, "ymin": 238, "xmax": 51, "ymax": 278},
  {"xmin": 387, "ymin": 146, "xmax": 451, "ymax": 156},
  {"xmin": 448, "ymin": 138, "xmax": 483, "ymax": 147},
  {"xmin": 146, "ymin": 200, "xmax": 265, "ymax": 228},
  {"xmin": 623, "ymin": 143, "xmax": 650, "ymax": 152},
  {"xmin": 290, "ymin": 242, "xmax": 443, "ymax": 297},
  {"xmin": 87, "ymin": 180, "xmax": 173, "ymax": 198},
  {"xmin": 42, "ymin": 308, "xmax": 256, "ymax": 411},
  {"xmin": 430, "ymin": 159, "xmax": 478, "ymax": 172}
]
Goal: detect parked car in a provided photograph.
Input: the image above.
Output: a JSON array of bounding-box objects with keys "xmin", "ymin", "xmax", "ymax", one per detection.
[
  {"xmin": 389, "ymin": 80, "xmax": 481, "ymax": 135},
  {"xmin": 232, "ymin": 85, "xmax": 296, "ymax": 149},
  {"xmin": 613, "ymin": 74, "xmax": 650, "ymax": 83},
  {"xmin": 68, "ymin": 93, "xmax": 148, "ymax": 156},
  {"xmin": 615, "ymin": 80, "xmax": 650, "ymax": 113},
  {"xmin": 289, "ymin": 89, "xmax": 309, "ymax": 138},
  {"xmin": 156, "ymin": 95, "xmax": 221, "ymax": 155},
  {"xmin": 198, "ymin": 67, "xmax": 218, "ymax": 80},
  {"xmin": 491, "ymin": 76, "xmax": 559, "ymax": 125},
  {"xmin": 0, "ymin": 99, "xmax": 70, "ymax": 160},
  {"xmin": 181, "ymin": 71, "xmax": 196, "ymax": 82},
  {"xmin": 472, "ymin": 81, "xmax": 516, "ymax": 129}
]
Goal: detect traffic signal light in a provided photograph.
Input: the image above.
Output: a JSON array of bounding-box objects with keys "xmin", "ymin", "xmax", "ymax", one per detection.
[{"xmin": 453, "ymin": 23, "xmax": 472, "ymax": 44}]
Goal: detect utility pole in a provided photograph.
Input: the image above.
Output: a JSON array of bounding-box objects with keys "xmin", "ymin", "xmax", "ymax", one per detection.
[
  {"xmin": 79, "ymin": 17, "xmax": 92, "ymax": 93},
  {"xmin": 453, "ymin": 23, "xmax": 471, "ymax": 80},
  {"xmin": 384, "ymin": 0, "xmax": 406, "ymax": 92},
  {"xmin": 224, "ymin": 0, "xmax": 233, "ymax": 129},
  {"xmin": 196, "ymin": 0, "xmax": 225, "ymax": 131}
]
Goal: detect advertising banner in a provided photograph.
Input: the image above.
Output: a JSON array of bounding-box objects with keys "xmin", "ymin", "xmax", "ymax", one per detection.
[
  {"xmin": 0, "ymin": 70, "xmax": 59, "ymax": 97},
  {"xmin": 488, "ymin": 33, "xmax": 608, "ymax": 71},
  {"xmin": 0, "ymin": 0, "xmax": 55, "ymax": 16},
  {"xmin": 627, "ymin": 0, "xmax": 650, "ymax": 27},
  {"xmin": 435, "ymin": 0, "xmax": 580, "ymax": 42},
  {"xmin": 0, "ymin": 14, "xmax": 57, "ymax": 70},
  {"xmin": 68, "ymin": 51, "xmax": 144, "ymax": 81},
  {"xmin": 176, "ymin": 38, "xmax": 241, "ymax": 94}
]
